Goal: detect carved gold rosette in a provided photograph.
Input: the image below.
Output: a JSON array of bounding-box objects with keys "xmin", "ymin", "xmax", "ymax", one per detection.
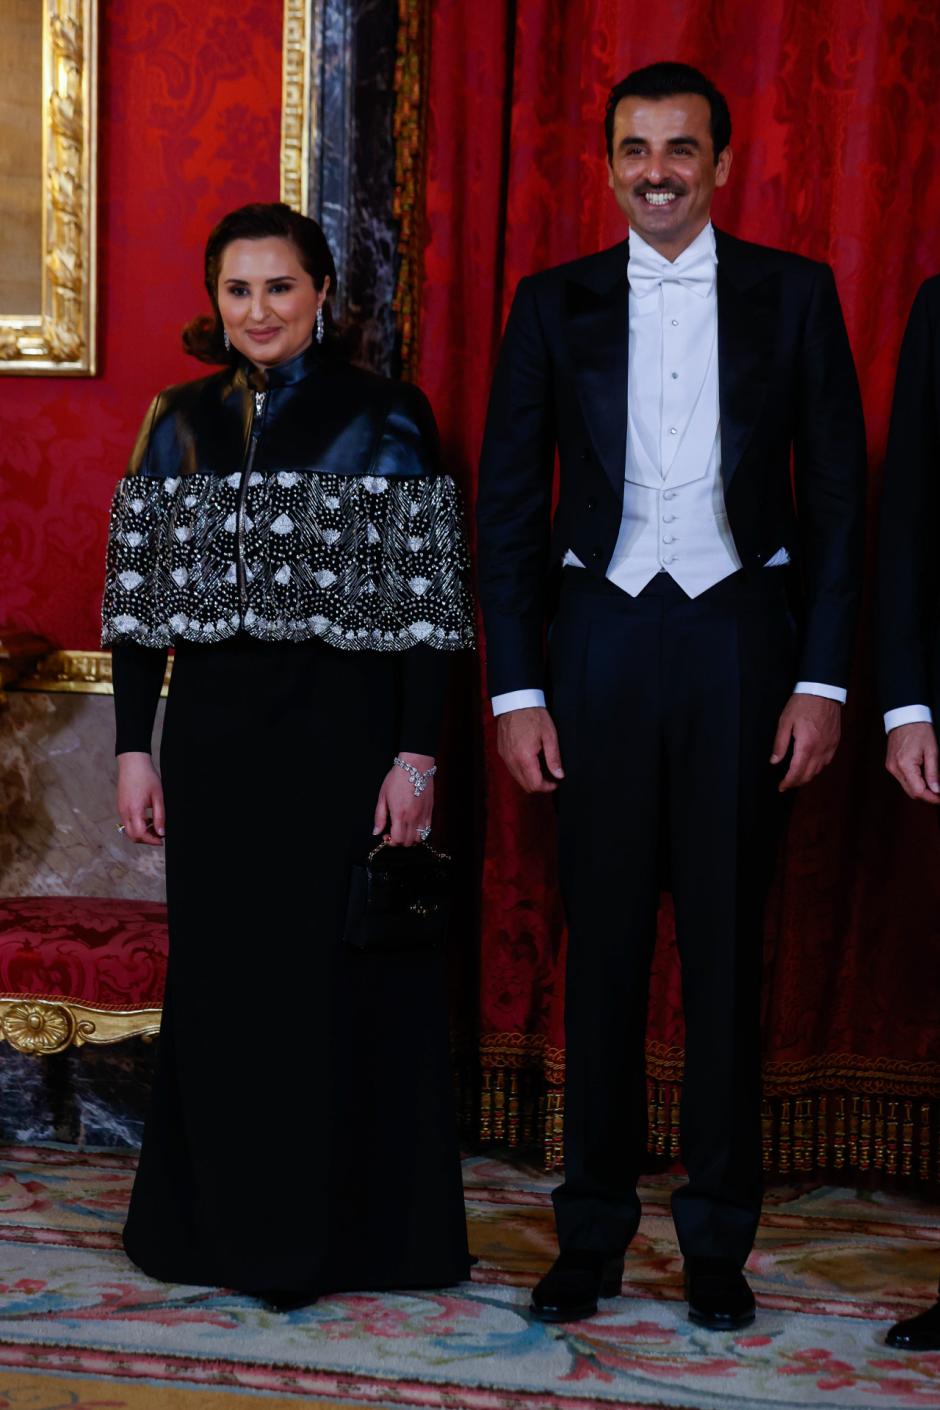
[
  {"xmin": 0, "ymin": 0, "xmax": 98, "ymax": 375},
  {"xmin": 0, "ymin": 997, "xmax": 161, "ymax": 1053}
]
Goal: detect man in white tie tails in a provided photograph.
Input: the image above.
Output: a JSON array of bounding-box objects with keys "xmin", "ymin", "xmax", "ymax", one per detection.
[{"xmin": 477, "ymin": 62, "xmax": 866, "ymax": 1327}]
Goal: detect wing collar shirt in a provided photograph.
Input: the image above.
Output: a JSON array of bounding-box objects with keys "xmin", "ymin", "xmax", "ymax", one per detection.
[{"xmin": 491, "ymin": 222, "xmax": 846, "ymax": 715}]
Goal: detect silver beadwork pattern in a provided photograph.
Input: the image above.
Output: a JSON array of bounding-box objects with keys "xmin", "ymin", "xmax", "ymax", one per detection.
[{"xmin": 101, "ymin": 470, "xmax": 475, "ymax": 652}]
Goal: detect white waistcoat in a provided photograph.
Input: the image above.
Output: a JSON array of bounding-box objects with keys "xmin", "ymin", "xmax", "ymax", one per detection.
[{"xmin": 568, "ymin": 222, "xmax": 742, "ymax": 599}]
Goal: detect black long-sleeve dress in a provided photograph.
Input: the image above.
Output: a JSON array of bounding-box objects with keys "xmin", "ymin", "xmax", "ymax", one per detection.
[{"xmin": 102, "ymin": 344, "xmax": 475, "ymax": 1296}]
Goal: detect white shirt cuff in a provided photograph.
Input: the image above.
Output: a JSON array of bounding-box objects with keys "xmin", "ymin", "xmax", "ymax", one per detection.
[
  {"xmin": 884, "ymin": 704, "xmax": 934, "ymax": 734},
  {"xmin": 491, "ymin": 689, "xmax": 546, "ymax": 717},
  {"xmin": 793, "ymin": 681, "xmax": 847, "ymax": 704}
]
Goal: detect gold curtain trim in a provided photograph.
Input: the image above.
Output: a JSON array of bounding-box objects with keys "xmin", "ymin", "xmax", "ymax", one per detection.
[
  {"xmin": 481, "ymin": 1032, "xmax": 940, "ymax": 1099},
  {"xmin": 470, "ymin": 1063, "xmax": 940, "ymax": 1184},
  {"xmin": 391, "ymin": 0, "xmax": 431, "ymax": 380}
]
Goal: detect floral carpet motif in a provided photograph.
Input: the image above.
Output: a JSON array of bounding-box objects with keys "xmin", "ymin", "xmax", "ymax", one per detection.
[{"xmin": 0, "ymin": 1144, "xmax": 937, "ymax": 1409}]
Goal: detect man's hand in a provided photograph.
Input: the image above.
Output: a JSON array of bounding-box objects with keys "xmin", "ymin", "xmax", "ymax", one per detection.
[
  {"xmin": 885, "ymin": 722, "xmax": 940, "ymax": 804},
  {"xmin": 497, "ymin": 707, "xmax": 565, "ymax": 794},
  {"xmin": 770, "ymin": 694, "xmax": 842, "ymax": 792}
]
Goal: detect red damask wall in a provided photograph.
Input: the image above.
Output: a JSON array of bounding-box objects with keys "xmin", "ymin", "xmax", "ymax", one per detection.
[{"xmin": 0, "ymin": 0, "xmax": 283, "ymax": 649}]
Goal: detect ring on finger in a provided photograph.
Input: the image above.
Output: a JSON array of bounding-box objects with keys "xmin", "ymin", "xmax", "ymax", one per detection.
[{"xmin": 116, "ymin": 823, "xmax": 126, "ymax": 834}]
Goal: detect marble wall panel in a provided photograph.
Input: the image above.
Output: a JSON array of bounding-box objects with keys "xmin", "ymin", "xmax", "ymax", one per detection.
[
  {"xmin": 0, "ymin": 691, "xmax": 166, "ymax": 901},
  {"xmin": 0, "ymin": 1041, "xmax": 155, "ymax": 1147},
  {"xmin": 312, "ymin": 0, "xmax": 400, "ymax": 376}
]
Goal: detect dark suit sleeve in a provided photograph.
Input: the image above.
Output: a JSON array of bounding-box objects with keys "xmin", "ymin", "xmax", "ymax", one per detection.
[
  {"xmin": 791, "ymin": 263, "xmax": 867, "ymax": 690},
  {"xmin": 476, "ymin": 276, "xmax": 557, "ymax": 699},
  {"xmin": 875, "ymin": 280, "xmax": 939, "ymax": 716}
]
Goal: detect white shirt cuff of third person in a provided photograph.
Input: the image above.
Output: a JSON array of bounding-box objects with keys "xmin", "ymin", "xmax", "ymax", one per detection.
[
  {"xmin": 491, "ymin": 689, "xmax": 547, "ymax": 717},
  {"xmin": 793, "ymin": 681, "xmax": 847, "ymax": 704},
  {"xmin": 884, "ymin": 704, "xmax": 934, "ymax": 734}
]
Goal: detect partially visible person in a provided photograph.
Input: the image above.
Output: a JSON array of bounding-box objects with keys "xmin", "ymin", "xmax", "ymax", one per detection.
[
  {"xmin": 875, "ymin": 274, "xmax": 940, "ymax": 1353},
  {"xmin": 103, "ymin": 202, "xmax": 474, "ymax": 1308}
]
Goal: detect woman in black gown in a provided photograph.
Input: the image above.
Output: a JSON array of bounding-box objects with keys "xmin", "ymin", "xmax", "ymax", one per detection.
[{"xmin": 103, "ymin": 202, "xmax": 474, "ymax": 1305}]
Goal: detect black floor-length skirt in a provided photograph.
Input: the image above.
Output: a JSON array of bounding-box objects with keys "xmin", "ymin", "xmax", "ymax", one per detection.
[{"xmin": 123, "ymin": 635, "xmax": 470, "ymax": 1295}]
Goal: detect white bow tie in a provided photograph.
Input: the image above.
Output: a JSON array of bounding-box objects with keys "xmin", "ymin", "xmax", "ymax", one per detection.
[{"xmin": 628, "ymin": 241, "xmax": 716, "ymax": 300}]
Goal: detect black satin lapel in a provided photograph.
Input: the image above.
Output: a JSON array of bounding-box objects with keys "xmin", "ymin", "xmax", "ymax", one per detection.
[
  {"xmin": 567, "ymin": 275, "xmax": 629, "ymax": 497},
  {"xmin": 718, "ymin": 267, "xmax": 777, "ymax": 490}
]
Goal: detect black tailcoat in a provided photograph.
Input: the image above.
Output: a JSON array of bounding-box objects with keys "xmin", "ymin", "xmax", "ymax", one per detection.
[
  {"xmin": 478, "ymin": 228, "xmax": 866, "ymax": 698},
  {"xmin": 476, "ymin": 228, "xmax": 867, "ymax": 1264}
]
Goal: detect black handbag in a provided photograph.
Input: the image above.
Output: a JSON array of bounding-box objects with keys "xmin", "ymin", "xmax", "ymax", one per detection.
[{"xmin": 343, "ymin": 839, "xmax": 452, "ymax": 951}]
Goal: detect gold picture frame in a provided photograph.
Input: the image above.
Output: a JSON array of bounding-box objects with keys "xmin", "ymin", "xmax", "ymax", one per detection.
[
  {"xmin": 0, "ymin": 0, "xmax": 98, "ymax": 376},
  {"xmin": 280, "ymin": 0, "xmax": 315, "ymax": 213}
]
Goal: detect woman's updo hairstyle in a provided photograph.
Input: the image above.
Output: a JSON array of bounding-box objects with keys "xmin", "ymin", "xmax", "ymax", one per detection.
[{"xmin": 182, "ymin": 202, "xmax": 340, "ymax": 365}]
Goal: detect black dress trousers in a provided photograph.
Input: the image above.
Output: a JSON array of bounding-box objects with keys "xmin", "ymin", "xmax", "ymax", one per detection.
[{"xmin": 548, "ymin": 567, "xmax": 794, "ymax": 1266}]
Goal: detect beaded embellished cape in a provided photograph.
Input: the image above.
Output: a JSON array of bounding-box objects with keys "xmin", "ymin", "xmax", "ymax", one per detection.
[{"xmin": 101, "ymin": 346, "xmax": 475, "ymax": 652}]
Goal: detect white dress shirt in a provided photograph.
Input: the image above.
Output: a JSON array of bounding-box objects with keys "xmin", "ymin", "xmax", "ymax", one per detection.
[{"xmin": 493, "ymin": 223, "xmax": 846, "ymax": 716}]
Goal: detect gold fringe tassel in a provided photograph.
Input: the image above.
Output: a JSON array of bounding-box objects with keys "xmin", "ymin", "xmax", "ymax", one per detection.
[{"xmin": 470, "ymin": 1068, "xmax": 940, "ymax": 1184}]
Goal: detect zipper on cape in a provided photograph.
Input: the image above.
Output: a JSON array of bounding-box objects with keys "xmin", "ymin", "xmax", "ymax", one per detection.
[{"xmin": 236, "ymin": 389, "xmax": 267, "ymax": 620}]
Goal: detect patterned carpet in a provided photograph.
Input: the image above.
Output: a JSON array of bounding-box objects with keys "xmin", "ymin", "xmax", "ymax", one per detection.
[{"xmin": 0, "ymin": 1143, "xmax": 938, "ymax": 1409}]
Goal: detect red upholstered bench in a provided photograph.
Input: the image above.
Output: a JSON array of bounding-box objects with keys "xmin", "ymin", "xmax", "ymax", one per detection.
[{"xmin": 0, "ymin": 897, "xmax": 167, "ymax": 1054}]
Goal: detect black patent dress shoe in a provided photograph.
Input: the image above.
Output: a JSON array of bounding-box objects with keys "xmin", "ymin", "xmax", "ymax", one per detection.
[
  {"xmin": 259, "ymin": 1289, "xmax": 320, "ymax": 1312},
  {"xmin": 886, "ymin": 1299, "xmax": 940, "ymax": 1351},
  {"xmin": 684, "ymin": 1259, "xmax": 756, "ymax": 1330},
  {"xmin": 531, "ymin": 1250, "xmax": 624, "ymax": 1322}
]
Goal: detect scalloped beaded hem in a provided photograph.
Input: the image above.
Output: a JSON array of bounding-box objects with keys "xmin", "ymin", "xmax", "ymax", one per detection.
[
  {"xmin": 102, "ymin": 616, "xmax": 474, "ymax": 651},
  {"xmin": 100, "ymin": 469, "xmax": 475, "ymax": 652}
]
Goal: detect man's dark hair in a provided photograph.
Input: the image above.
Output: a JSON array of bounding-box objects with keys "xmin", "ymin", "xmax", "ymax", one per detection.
[{"xmin": 604, "ymin": 62, "xmax": 731, "ymax": 165}]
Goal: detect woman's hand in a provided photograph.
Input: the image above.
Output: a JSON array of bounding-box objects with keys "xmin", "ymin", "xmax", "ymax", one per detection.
[
  {"xmin": 373, "ymin": 753, "xmax": 435, "ymax": 847},
  {"xmin": 116, "ymin": 752, "xmax": 166, "ymax": 846}
]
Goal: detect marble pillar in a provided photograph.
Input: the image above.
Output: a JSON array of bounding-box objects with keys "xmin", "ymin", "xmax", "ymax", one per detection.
[{"xmin": 310, "ymin": 0, "xmax": 400, "ymax": 376}]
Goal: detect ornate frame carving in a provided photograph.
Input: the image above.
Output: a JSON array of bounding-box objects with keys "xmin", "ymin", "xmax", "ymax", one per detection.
[
  {"xmin": 0, "ymin": 0, "xmax": 98, "ymax": 376},
  {"xmin": 8, "ymin": 647, "xmax": 171, "ymax": 696},
  {"xmin": 280, "ymin": 0, "xmax": 315, "ymax": 213},
  {"xmin": 0, "ymin": 998, "xmax": 161, "ymax": 1054}
]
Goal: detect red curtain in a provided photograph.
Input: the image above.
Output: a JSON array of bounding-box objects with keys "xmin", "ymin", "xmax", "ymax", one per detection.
[{"xmin": 415, "ymin": 0, "xmax": 940, "ymax": 1180}]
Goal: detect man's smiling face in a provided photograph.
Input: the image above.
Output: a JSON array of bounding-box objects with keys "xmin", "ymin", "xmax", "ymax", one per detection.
[{"xmin": 607, "ymin": 93, "xmax": 732, "ymax": 261}]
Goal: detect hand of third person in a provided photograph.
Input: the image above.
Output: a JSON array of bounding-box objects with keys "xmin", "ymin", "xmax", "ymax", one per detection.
[
  {"xmin": 770, "ymin": 694, "xmax": 842, "ymax": 792},
  {"xmin": 497, "ymin": 706, "xmax": 565, "ymax": 794}
]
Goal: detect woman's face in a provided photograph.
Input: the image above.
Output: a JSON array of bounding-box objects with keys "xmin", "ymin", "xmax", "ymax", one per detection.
[{"xmin": 217, "ymin": 236, "xmax": 328, "ymax": 369}]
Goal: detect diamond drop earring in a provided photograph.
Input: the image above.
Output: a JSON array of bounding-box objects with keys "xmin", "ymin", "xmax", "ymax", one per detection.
[
  {"xmin": 223, "ymin": 328, "xmax": 231, "ymax": 352},
  {"xmin": 315, "ymin": 307, "xmax": 325, "ymax": 344}
]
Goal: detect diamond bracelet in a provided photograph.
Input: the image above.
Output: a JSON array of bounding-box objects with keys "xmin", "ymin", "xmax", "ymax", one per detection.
[{"xmin": 393, "ymin": 756, "xmax": 437, "ymax": 797}]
